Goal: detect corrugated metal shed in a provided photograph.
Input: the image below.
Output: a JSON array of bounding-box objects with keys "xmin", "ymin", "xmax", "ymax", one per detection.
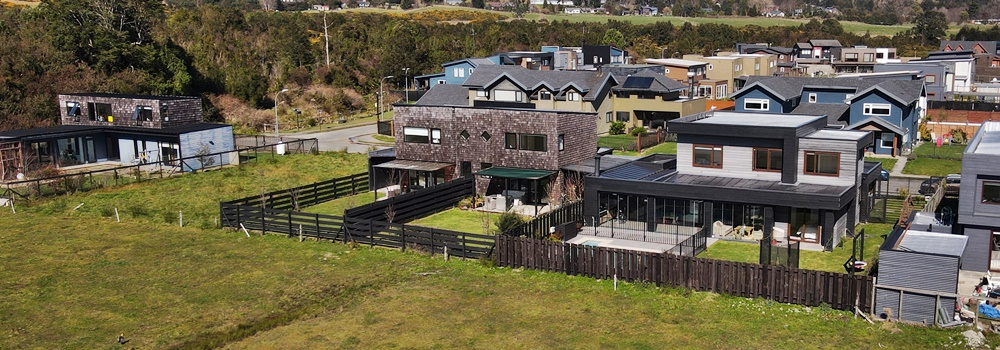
[{"xmin": 874, "ymin": 229, "xmax": 965, "ymax": 324}]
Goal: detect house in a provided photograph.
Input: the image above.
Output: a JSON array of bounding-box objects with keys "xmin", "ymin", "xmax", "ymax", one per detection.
[
  {"xmin": 736, "ymin": 43, "xmax": 801, "ymax": 76},
  {"xmin": 732, "ymin": 76, "xmax": 926, "ymax": 156},
  {"xmin": 957, "ymin": 121, "xmax": 1000, "ymax": 272},
  {"xmin": 564, "ymin": 7, "xmax": 582, "ymax": 14},
  {"xmin": 643, "ymin": 58, "xmax": 708, "ymax": 97},
  {"xmin": 940, "ymin": 41, "xmax": 1000, "ymax": 83},
  {"xmin": 793, "ymin": 39, "xmax": 843, "ymax": 63},
  {"xmin": 582, "ymin": 45, "xmax": 628, "ymax": 67},
  {"xmin": 370, "ymin": 85, "xmax": 597, "ymax": 214},
  {"xmin": 831, "ymin": 46, "xmax": 898, "ymax": 74},
  {"xmin": 460, "ymin": 65, "xmax": 702, "ymax": 134},
  {"xmin": 913, "ymin": 51, "xmax": 977, "ymax": 94},
  {"xmin": 763, "ymin": 9, "xmax": 785, "ymax": 17},
  {"xmin": 0, "ymin": 93, "xmax": 234, "ymax": 180},
  {"xmin": 311, "ymin": 4, "xmax": 330, "ymax": 11},
  {"xmin": 682, "ymin": 53, "xmax": 778, "ymax": 95},
  {"xmin": 873, "ymin": 63, "xmax": 948, "ymax": 101},
  {"xmin": 414, "ymin": 57, "xmax": 495, "ymax": 89},
  {"xmin": 492, "ymin": 51, "xmax": 555, "ymax": 70},
  {"xmin": 581, "ymin": 111, "xmax": 881, "ymax": 252},
  {"xmin": 639, "ymin": 5, "xmax": 658, "ymax": 16}
]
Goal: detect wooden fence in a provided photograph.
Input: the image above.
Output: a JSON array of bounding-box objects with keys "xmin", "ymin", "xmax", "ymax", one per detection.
[
  {"xmin": 506, "ymin": 200, "xmax": 584, "ymax": 238},
  {"xmin": 224, "ymin": 173, "xmax": 369, "ymax": 210},
  {"xmin": 219, "ymin": 203, "xmax": 494, "ymax": 259},
  {"xmin": 344, "ymin": 177, "xmax": 474, "ymax": 223},
  {"xmin": 495, "ymin": 235, "xmax": 874, "ymax": 312}
]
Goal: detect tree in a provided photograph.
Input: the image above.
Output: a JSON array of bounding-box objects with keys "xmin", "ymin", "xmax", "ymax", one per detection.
[
  {"xmin": 401, "ymin": 0, "xmax": 413, "ymax": 9},
  {"xmin": 913, "ymin": 8, "xmax": 947, "ymax": 46},
  {"xmin": 471, "ymin": 0, "xmax": 484, "ymax": 8},
  {"xmin": 601, "ymin": 28, "xmax": 625, "ymax": 48}
]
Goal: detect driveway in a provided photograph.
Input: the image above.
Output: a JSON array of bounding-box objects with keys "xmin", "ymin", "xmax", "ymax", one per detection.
[{"xmin": 286, "ymin": 123, "xmax": 387, "ymax": 153}]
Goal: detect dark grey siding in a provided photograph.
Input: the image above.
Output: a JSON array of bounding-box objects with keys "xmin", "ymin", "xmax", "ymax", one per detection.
[
  {"xmin": 878, "ymin": 250, "xmax": 959, "ymax": 292},
  {"xmin": 875, "ymin": 288, "xmax": 954, "ymax": 324},
  {"xmin": 959, "ymin": 152, "xmax": 1000, "ymax": 227},
  {"xmin": 962, "ymin": 227, "xmax": 992, "ymax": 272}
]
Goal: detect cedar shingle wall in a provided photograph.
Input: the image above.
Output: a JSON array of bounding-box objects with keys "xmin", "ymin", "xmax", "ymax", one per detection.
[{"xmin": 57, "ymin": 95, "xmax": 201, "ymax": 129}]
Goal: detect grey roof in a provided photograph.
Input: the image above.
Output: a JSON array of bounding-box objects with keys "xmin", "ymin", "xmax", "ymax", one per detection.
[
  {"xmin": 971, "ymin": 121, "xmax": 1000, "ymax": 155},
  {"xmin": 662, "ymin": 173, "xmax": 850, "ymax": 196},
  {"xmin": 61, "ymin": 93, "xmax": 198, "ymax": 101},
  {"xmin": 805, "ymin": 129, "xmax": 869, "ymax": 141},
  {"xmin": 601, "ymin": 161, "xmax": 665, "ymax": 180},
  {"xmin": 847, "ymin": 117, "xmax": 906, "ymax": 136},
  {"xmin": 851, "ymin": 79, "xmax": 925, "ymax": 105},
  {"xmin": 373, "ymin": 159, "xmax": 452, "ymax": 171},
  {"xmin": 612, "ymin": 70, "xmax": 685, "ymax": 92},
  {"xmin": 743, "ymin": 46, "xmax": 793, "ymax": 56},
  {"xmin": 737, "ymin": 76, "xmax": 924, "ymax": 105},
  {"xmin": 795, "ymin": 42, "xmax": 812, "ymax": 49},
  {"xmin": 414, "ymin": 84, "xmax": 469, "ymax": 106},
  {"xmin": 441, "ymin": 57, "xmax": 495, "ymax": 68},
  {"xmin": 940, "ymin": 41, "xmax": 999, "ymax": 55},
  {"xmin": 690, "ymin": 111, "xmax": 824, "ymax": 128},
  {"xmin": 790, "ymin": 103, "xmax": 850, "ymax": 126},
  {"xmin": 462, "ymin": 65, "xmax": 611, "ymax": 100},
  {"xmin": 561, "ymin": 155, "xmax": 638, "ymax": 174},
  {"xmin": 0, "ymin": 123, "xmax": 230, "ymax": 141},
  {"xmin": 919, "ymin": 50, "xmax": 975, "ymax": 61},
  {"xmin": 896, "ymin": 230, "xmax": 967, "ymax": 256},
  {"xmin": 809, "ymin": 39, "xmax": 843, "ymax": 47}
]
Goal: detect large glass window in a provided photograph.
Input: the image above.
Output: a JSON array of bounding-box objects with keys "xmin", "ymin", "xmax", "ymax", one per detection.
[
  {"xmin": 790, "ymin": 208, "xmax": 820, "ymax": 243},
  {"xmin": 753, "ymin": 148, "xmax": 783, "ymax": 172},
  {"xmin": 743, "ymin": 98, "xmax": 769, "ymax": 111},
  {"xmin": 983, "ymin": 181, "xmax": 1000, "ymax": 204},
  {"xmin": 693, "ymin": 145, "xmax": 723, "ymax": 168},
  {"xmin": 519, "ymin": 134, "xmax": 547, "ymax": 151},
  {"xmin": 403, "ymin": 127, "xmax": 430, "ymax": 143},
  {"xmin": 863, "ymin": 103, "xmax": 891, "ymax": 116},
  {"xmin": 88, "ymin": 102, "xmax": 112, "ymax": 121},
  {"xmin": 804, "ymin": 151, "xmax": 839, "ymax": 176},
  {"xmin": 616, "ymin": 111, "xmax": 630, "ymax": 122},
  {"xmin": 134, "ymin": 106, "xmax": 153, "ymax": 122}
]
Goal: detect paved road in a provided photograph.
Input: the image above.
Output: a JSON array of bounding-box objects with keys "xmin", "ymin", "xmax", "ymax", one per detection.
[
  {"xmin": 884, "ymin": 176, "xmax": 927, "ymax": 196},
  {"xmin": 286, "ymin": 124, "xmax": 383, "ymax": 153}
]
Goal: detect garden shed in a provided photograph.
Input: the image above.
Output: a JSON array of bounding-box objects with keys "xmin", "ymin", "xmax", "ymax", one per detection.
[{"xmin": 874, "ymin": 229, "xmax": 966, "ymax": 325}]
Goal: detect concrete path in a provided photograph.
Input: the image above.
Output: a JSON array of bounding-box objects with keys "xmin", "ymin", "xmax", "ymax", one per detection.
[{"xmin": 285, "ymin": 123, "xmax": 391, "ymax": 153}]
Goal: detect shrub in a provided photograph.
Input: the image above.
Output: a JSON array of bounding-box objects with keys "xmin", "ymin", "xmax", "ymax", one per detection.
[
  {"xmin": 496, "ymin": 212, "xmax": 527, "ymax": 235},
  {"xmin": 609, "ymin": 121, "xmax": 626, "ymax": 135},
  {"xmin": 629, "ymin": 126, "xmax": 648, "ymax": 136},
  {"xmin": 949, "ymin": 129, "xmax": 967, "ymax": 144}
]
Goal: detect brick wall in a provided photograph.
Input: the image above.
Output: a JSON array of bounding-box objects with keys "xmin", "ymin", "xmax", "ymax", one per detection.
[
  {"xmin": 924, "ymin": 109, "xmax": 1000, "ymax": 137},
  {"xmin": 58, "ymin": 95, "xmax": 201, "ymax": 129},
  {"xmin": 393, "ymin": 105, "xmax": 597, "ymax": 179}
]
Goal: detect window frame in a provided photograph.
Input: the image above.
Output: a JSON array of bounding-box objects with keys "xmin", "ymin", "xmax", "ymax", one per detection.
[
  {"xmin": 504, "ymin": 132, "xmax": 518, "ymax": 149},
  {"xmin": 402, "ymin": 127, "xmax": 431, "ymax": 144},
  {"xmin": 983, "ymin": 181, "xmax": 1000, "ymax": 205},
  {"xmin": 430, "ymin": 128, "xmax": 442, "ymax": 144},
  {"xmin": 476, "ymin": 90, "xmax": 489, "ymax": 98},
  {"xmin": 752, "ymin": 148, "xmax": 783, "ymax": 172},
  {"xmin": 558, "ymin": 134, "xmax": 565, "ymax": 151},
  {"xmin": 808, "ymin": 93, "xmax": 817, "ymax": 103},
  {"xmin": 743, "ymin": 98, "xmax": 770, "ymax": 111},
  {"xmin": 925, "ymin": 74, "xmax": 937, "ymax": 84},
  {"xmin": 539, "ymin": 91, "xmax": 552, "ymax": 100},
  {"xmin": 518, "ymin": 133, "xmax": 547, "ymax": 152},
  {"xmin": 65, "ymin": 101, "xmax": 81, "ymax": 117},
  {"xmin": 616, "ymin": 111, "xmax": 630, "ymax": 122},
  {"xmin": 863, "ymin": 103, "xmax": 892, "ymax": 116},
  {"xmin": 605, "ymin": 112, "xmax": 613, "ymax": 123},
  {"xmin": 803, "ymin": 151, "xmax": 840, "ymax": 176},
  {"xmin": 567, "ymin": 91, "xmax": 580, "ymax": 101},
  {"xmin": 692, "ymin": 144, "xmax": 724, "ymax": 168},
  {"xmin": 880, "ymin": 136, "xmax": 894, "ymax": 149}
]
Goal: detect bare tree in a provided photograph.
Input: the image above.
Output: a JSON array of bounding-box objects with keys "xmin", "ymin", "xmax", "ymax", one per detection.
[
  {"xmin": 323, "ymin": 10, "xmax": 332, "ymax": 67},
  {"xmin": 384, "ymin": 204, "xmax": 396, "ymax": 223}
]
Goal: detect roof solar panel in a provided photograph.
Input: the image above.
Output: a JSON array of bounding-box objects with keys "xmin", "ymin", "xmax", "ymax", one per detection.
[{"xmin": 622, "ymin": 76, "xmax": 654, "ymax": 89}]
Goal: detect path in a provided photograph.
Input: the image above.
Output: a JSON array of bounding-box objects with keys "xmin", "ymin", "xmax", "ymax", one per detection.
[{"xmin": 286, "ymin": 123, "xmax": 392, "ymax": 153}]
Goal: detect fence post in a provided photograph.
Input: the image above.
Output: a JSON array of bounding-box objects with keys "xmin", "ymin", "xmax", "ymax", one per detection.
[
  {"xmin": 261, "ymin": 205, "xmax": 266, "ymax": 235},
  {"xmin": 315, "ymin": 213, "xmax": 321, "ymax": 239},
  {"xmin": 236, "ymin": 204, "xmax": 241, "ymax": 227},
  {"xmin": 430, "ymin": 228, "xmax": 435, "ymax": 256},
  {"xmin": 462, "ymin": 232, "xmax": 467, "ymax": 259},
  {"xmin": 369, "ymin": 218, "xmax": 374, "ymax": 247},
  {"xmin": 288, "ymin": 210, "xmax": 293, "ymax": 236},
  {"xmin": 401, "ymin": 223, "xmax": 406, "ymax": 253}
]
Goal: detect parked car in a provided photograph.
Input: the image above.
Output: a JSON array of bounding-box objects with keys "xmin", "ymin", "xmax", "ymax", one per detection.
[
  {"xmin": 919, "ymin": 177, "xmax": 941, "ymax": 196},
  {"xmin": 945, "ymin": 174, "xmax": 961, "ymax": 196}
]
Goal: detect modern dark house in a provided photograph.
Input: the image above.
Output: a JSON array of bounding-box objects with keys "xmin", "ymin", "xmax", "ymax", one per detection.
[
  {"xmin": 582, "ymin": 111, "xmax": 881, "ymax": 252},
  {"xmin": 0, "ymin": 93, "xmax": 234, "ymax": 180},
  {"xmin": 732, "ymin": 76, "xmax": 926, "ymax": 156},
  {"xmin": 958, "ymin": 121, "xmax": 1000, "ymax": 272}
]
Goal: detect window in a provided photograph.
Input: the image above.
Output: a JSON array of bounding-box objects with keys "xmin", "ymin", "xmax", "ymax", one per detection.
[
  {"xmin": 403, "ymin": 127, "xmax": 430, "ymax": 143},
  {"xmin": 808, "ymin": 93, "xmax": 817, "ymax": 103},
  {"xmin": 804, "ymin": 151, "xmax": 839, "ymax": 176},
  {"xmin": 876, "ymin": 52, "xmax": 884, "ymax": 59},
  {"xmin": 983, "ymin": 182, "xmax": 1000, "ymax": 204},
  {"xmin": 881, "ymin": 134, "xmax": 894, "ymax": 149},
  {"xmin": 468, "ymin": 68, "xmax": 474, "ymax": 75},
  {"xmin": 65, "ymin": 101, "xmax": 80, "ymax": 117},
  {"xmin": 460, "ymin": 130, "xmax": 470, "ymax": 140},
  {"xmin": 925, "ymin": 74, "xmax": 936, "ymax": 84},
  {"xmin": 134, "ymin": 106, "xmax": 153, "ymax": 122},
  {"xmin": 431, "ymin": 128, "xmax": 441, "ymax": 144},
  {"xmin": 717, "ymin": 85, "xmax": 728, "ymax": 99},
  {"xmin": 616, "ymin": 111, "xmax": 630, "ymax": 122},
  {"xmin": 863, "ymin": 103, "xmax": 891, "ymax": 116},
  {"xmin": 567, "ymin": 91, "xmax": 580, "ymax": 101},
  {"xmin": 476, "ymin": 90, "xmax": 489, "ymax": 98},
  {"xmin": 558, "ymin": 134, "xmax": 565, "ymax": 151},
  {"xmin": 460, "ymin": 161, "xmax": 472, "ymax": 177},
  {"xmin": 494, "ymin": 90, "xmax": 522, "ymax": 102},
  {"xmin": 87, "ymin": 102, "xmax": 112, "ymax": 122},
  {"xmin": 753, "ymin": 148, "xmax": 783, "ymax": 172},
  {"xmin": 845, "ymin": 53, "xmax": 858, "ymax": 62},
  {"xmin": 504, "ymin": 133, "xmax": 518, "ymax": 149},
  {"xmin": 453, "ymin": 68, "xmax": 465, "ymax": 78},
  {"xmin": 539, "ymin": 91, "xmax": 552, "ymax": 100},
  {"xmin": 769, "ymin": 61, "xmax": 775, "ymax": 67},
  {"xmin": 481, "ymin": 131, "xmax": 491, "ymax": 141},
  {"xmin": 693, "ymin": 145, "xmax": 723, "ymax": 168},
  {"xmin": 708, "ymin": 64, "xmax": 714, "ymax": 70},
  {"xmin": 437, "ymin": 80, "xmax": 445, "ymax": 85},
  {"xmin": 743, "ymin": 98, "xmax": 769, "ymax": 111},
  {"xmin": 755, "ymin": 63, "xmax": 760, "ymax": 70},
  {"xmin": 519, "ymin": 134, "xmax": 547, "ymax": 151},
  {"xmin": 863, "ymin": 53, "xmax": 874, "ymax": 62},
  {"xmin": 665, "ymin": 68, "xmax": 670, "ymax": 73},
  {"xmin": 606, "ymin": 112, "xmax": 613, "ymax": 123}
]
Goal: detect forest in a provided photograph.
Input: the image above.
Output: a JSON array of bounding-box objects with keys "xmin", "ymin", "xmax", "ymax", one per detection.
[{"xmin": 0, "ymin": 0, "xmax": 988, "ymax": 132}]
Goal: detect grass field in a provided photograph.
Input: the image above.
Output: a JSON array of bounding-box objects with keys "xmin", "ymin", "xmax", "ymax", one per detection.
[
  {"xmin": 699, "ymin": 223, "xmax": 891, "ymax": 273},
  {"xmin": 865, "ymin": 157, "xmax": 898, "ymax": 173},
  {"xmin": 408, "ymin": 207, "xmax": 500, "ymax": 234},
  {"xmin": 524, "ymin": 13, "xmax": 912, "ymax": 36},
  {"xmin": 1, "ymin": 155, "xmax": 992, "ymax": 348},
  {"xmin": 912, "ymin": 142, "xmax": 966, "ymax": 161},
  {"xmin": 902, "ymin": 157, "xmax": 963, "ymax": 177}
]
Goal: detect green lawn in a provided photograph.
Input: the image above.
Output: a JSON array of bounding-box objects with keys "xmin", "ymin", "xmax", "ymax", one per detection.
[
  {"xmin": 372, "ymin": 134, "xmax": 395, "ymax": 143},
  {"xmin": 902, "ymin": 158, "xmax": 963, "ymax": 177},
  {"xmin": 610, "ymin": 141, "xmax": 678, "ymax": 156},
  {"xmin": 598, "ymin": 134, "xmax": 638, "ymax": 151},
  {"xmin": 699, "ymin": 223, "xmax": 891, "ymax": 273},
  {"xmin": 865, "ymin": 157, "xmax": 897, "ymax": 173},
  {"xmin": 303, "ymin": 192, "xmax": 380, "ymax": 216},
  {"xmin": 912, "ymin": 142, "xmax": 966, "ymax": 160},
  {"xmin": 408, "ymin": 208, "xmax": 500, "ymax": 234}
]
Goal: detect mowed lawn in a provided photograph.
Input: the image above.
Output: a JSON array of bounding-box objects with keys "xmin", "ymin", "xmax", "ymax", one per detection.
[{"xmin": 0, "ymin": 155, "xmax": 987, "ymax": 348}]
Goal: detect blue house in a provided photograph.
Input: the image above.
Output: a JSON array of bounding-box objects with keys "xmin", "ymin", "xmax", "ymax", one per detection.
[
  {"xmin": 414, "ymin": 57, "xmax": 496, "ymax": 89},
  {"xmin": 732, "ymin": 76, "xmax": 925, "ymax": 156}
]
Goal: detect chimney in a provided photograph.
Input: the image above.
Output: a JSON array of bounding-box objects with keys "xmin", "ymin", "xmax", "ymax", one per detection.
[{"xmin": 593, "ymin": 154, "xmax": 603, "ymax": 176}]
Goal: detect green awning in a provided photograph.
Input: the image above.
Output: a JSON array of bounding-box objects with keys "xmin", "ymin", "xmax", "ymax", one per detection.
[{"xmin": 474, "ymin": 167, "xmax": 555, "ymax": 180}]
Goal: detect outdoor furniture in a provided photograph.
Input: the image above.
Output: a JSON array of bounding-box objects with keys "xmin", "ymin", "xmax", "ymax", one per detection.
[{"xmin": 712, "ymin": 221, "xmax": 733, "ymax": 237}]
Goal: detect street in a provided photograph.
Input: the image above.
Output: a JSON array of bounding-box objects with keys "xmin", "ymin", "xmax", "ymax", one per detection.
[{"xmin": 287, "ymin": 123, "xmax": 386, "ymax": 153}]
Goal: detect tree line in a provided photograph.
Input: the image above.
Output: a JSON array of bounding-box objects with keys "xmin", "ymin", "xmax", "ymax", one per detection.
[{"xmin": 0, "ymin": 1, "xmax": 952, "ymax": 131}]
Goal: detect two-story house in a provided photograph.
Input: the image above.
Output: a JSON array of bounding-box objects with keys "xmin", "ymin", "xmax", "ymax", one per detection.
[
  {"xmin": 957, "ymin": 121, "xmax": 1000, "ymax": 272},
  {"xmin": 643, "ymin": 58, "xmax": 708, "ymax": 96},
  {"xmin": 874, "ymin": 63, "xmax": 948, "ymax": 100},
  {"xmin": 0, "ymin": 93, "xmax": 234, "ymax": 180},
  {"xmin": 831, "ymin": 46, "xmax": 898, "ymax": 74},
  {"xmin": 736, "ymin": 43, "xmax": 800, "ymax": 76},
  {"xmin": 913, "ymin": 51, "xmax": 977, "ymax": 94},
  {"xmin": 681, "ymin": 53, "xmax": 778, "ymax": 96},
  {"xmin": 732, "ymin": 76, "xmax": 926, "ymax": 156},
  {"xmin": 581, "ymin": 112, "xmax": 881, "ymax": 252},
  {"xmin": 414, "ymin": 57, "xmax": 496, "ymax": 89},
  {"xmin": 793, "ymin": 39, "xmax": 843, "ymax": 63}
]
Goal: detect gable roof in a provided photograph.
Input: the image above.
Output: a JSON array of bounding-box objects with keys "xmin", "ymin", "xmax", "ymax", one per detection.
[
  {"xmin": 643, "ymin": 58, "xmax": 708, "ymax": 68},
  {"xmin": 940, "ymin": 41, "xmax": 999, "ymax": 55},
  {"xmin": 441, "ymin": 57, "xmax": 495, "ymax": 68},
  {"xmin": 611, "ymin": 70, "xmax": 685, "ymax": 93},
  {"xmin": 413, "ymin": 84, "xmax": 469, "ymax": 106},
  {"xmin": 791, "ymin": 103, "xmax": 850, "ymax": 126},
  {"xmin": 848, "ymin": 117, "xmax": 906, "ymax": 136},
  {"xmin": 849, "ymin": 79, "xmax": 924, "ymax": 105},
  {"xmin": 809, "ymin": 39, "xmax": 842, "ymax": 47},
  {"xmin": 734, "ymin": 76, "xmax": 923, "ymax": 105},
  {"xmin": 919, "ymin": 50, "xmax": 975, "ymax": 61},
  {"xmin": 462, "ymin": 65, "xmax": 612, "ymax": 100}
]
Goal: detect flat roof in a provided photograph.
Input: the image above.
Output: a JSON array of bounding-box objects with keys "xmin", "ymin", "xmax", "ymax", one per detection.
[
  {"xmin": 805, "ymin": 129, "xmax": 870, "ymax": 141},
  {"xmin": 972, "ymin": 122, "xmax": 1000, "ymax": 155},
  {"xmin": 60, "ymin": 93, "xmax": 198, "ymax": 101},
  {"xmin": 689, "ymin": 112, "xmax": 824, "ymax": 128},
  {"xmin": 476, "ymin": 166, "xmax": 554, "ymax": 180},
  {"xmin": 643, "ymin": 58, "xmax": 707, "ymax": 67},
  {"xmin": 374, "ymin": 159, "xmax": 451, "ymax": 172},
  {"xmin": 0, "ymin": 123, "xmax": 230, "ymax": 141},
  {"xmin": 896, "ymin": 230, "xmax": 967, "ymax": 257}
]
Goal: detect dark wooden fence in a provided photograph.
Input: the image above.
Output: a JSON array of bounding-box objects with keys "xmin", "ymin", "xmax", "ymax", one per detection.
[
  {"xmin": 344, "ymin": 177, "xmax": 474, "ymax": 223},
  {"xmin": 506, "ymin": 200, "xmax": 584, "ymax": 238},
  {"xmin": 219, "ymin": 203, "xmax": 494, "ymax": 259},
  {"xmin": 224, "ymin": 173, "xmax": 369, "ymax": 210},
  {"xmin": 496, "ymin": 235, "xmax": 874, "ymax": 312},
  {"xmin": 377, "ymin": 120, "xmax": 393, "ymax": 136}
]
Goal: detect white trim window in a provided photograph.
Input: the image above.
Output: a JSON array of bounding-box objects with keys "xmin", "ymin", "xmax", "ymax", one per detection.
[
  {"xmin": 808, "ymin": 93, "xmax": 817, "ymax": 103},
  {"xmin": 863, "ymin": 103, "xmax": 892, "ymax": 116},
  {"xmin": 431, "ymin": 128, "xmax": 442, "ymax": 144},
  {"xmin": 403, "ymin": 127, "xmax": 430, "ymax": 143},
  {"xmin": 743, "ymin": 98, "xmax": 770, "ymax": 111},
  {"xmin": 567, "ymin": 91, "xmax": 580, "ymax": 101},
  {"xmin": 453, "ymin": 68, "xmax": 465, "ymax": 78},
  {"xmin": 881, "ymin": 135, "xmax": 894, "ymax": 149},
  {"xmin": 494, "ymin": 90, "xmax": 523, "ymax": 102},
  {"xmin": 476, "ymin": 90, "xmax": 489, "ymax": 98}
]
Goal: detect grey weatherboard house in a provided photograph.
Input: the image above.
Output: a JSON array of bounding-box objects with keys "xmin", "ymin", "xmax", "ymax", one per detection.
[{"xmin": 958, "ymin": 121, "xmax": 1000, "ymax": 272}]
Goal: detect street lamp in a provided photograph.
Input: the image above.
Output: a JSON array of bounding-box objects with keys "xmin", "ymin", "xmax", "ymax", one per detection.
[
  {"xmin": 403, "ymin": 68, "xmax": 411, "ymax": 104},
  {"xmin": 274, "ymin": 88, "xmax": 288, "ymax": 138},
  {"xmin": 379, "ymin": 75, "xmax": 394, "ymax": 121},
  {"xmin": 672, "ymin": 51, "xmax": 680, "ymax": 58}
]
